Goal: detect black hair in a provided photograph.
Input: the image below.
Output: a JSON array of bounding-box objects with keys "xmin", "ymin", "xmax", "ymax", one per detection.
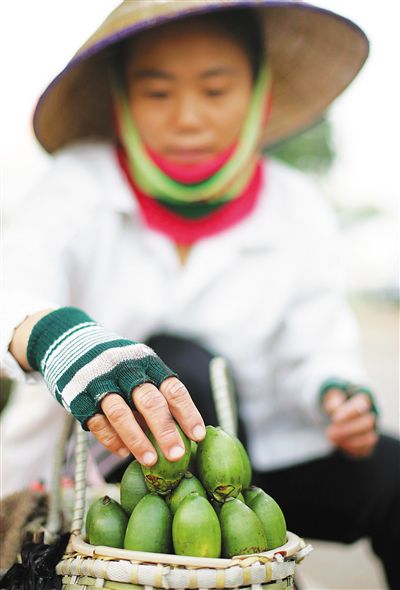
[
  {"xmin": 112, "ymin": 8, "xmax": 265, "ymax": 80},
  {"xmin": 186, "ymin": 8, "xmax": 265, "ymax": 78}
]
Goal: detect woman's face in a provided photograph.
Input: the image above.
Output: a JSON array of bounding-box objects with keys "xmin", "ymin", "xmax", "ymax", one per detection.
[{"xmin": 124, "ymin": 20, "xmax": 253, "ymax": 164}]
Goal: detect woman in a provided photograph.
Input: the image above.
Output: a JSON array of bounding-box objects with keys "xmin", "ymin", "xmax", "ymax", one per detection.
[{"xmin": 2, "ymin": 2, "xmax": 399, "ymax": 587}]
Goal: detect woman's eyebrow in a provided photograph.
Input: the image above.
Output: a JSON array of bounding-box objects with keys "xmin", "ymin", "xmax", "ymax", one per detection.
[
  {"xmin": 132, "ymin": 69, "xmax": 174, "ymax": 80},
  {"xmin": 130, "ymin": 67, "xmax": 239, "ymax": 80},
  {"xmin": 200, "ymin": 66, "xmax": 239, "ymax": 79}
]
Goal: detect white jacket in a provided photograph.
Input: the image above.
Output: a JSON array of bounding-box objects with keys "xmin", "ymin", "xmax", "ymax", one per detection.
[{"xmin": 1, "ymin": 141, "xmax": 366, "ymax": 488}]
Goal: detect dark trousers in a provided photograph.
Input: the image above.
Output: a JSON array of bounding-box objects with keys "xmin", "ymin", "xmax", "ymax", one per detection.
[
  {"xmin": 111, "ymin": 333, "xmax": 400, "ymax": 589},
  {"xmin": 253, "ymin": 436, "xmax": 400, "ymax": 590}
]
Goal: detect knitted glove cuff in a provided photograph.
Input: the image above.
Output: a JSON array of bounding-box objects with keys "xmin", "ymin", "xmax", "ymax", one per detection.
[
  {"xmin": 319, "ymin": 377, "xmax": 379, "ymax": 416},
  {"xmin": 27, "ymin": 307, "xmax": 95, "ymax": 371},
  {"xmin": 27, "ymin": 307, "xmax": 177, "ymax": 429}
]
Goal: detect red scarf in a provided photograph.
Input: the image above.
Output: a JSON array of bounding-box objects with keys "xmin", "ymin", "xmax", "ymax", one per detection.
[{"xmin": 116, "ymin": 146, "xmax": 265, "ymax": 246}]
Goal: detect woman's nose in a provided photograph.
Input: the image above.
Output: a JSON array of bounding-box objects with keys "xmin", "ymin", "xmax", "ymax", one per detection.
[{"xmin": 173, "ymin": 92, "xmax": 204, "ymax": 131}]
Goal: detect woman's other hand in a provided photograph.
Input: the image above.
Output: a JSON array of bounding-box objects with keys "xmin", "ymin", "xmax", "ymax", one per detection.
[{"xmin": 323, "ymin": 388, "xmax": 378, "ymax": 457}]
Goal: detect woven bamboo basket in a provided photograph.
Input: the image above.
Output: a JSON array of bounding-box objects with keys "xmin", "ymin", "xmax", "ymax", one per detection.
[{"xmin": 54, "ymin": 357, "xmax": 313, "ymax": 589}]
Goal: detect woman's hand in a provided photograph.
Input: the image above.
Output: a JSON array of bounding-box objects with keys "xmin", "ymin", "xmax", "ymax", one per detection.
[
  {"xmin": 323, "ymin": 388, "xmax": 378, "ymax": 457},
  {"xmin": 87, "ymin": 377, "xmax": 205, "ymax": 466},
  {"xmin": 19, "ymin": 306, "xmax": 206, "ymax": 467}
]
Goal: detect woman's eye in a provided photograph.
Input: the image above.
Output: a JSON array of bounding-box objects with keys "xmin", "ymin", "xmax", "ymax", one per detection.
[
  {"xmin": 146, "ymin": 91, "xmax": 169, "ymax": 99},
  {"xmin": 205, "ymin": 88, "xmax": 226, "ymax": 97}
]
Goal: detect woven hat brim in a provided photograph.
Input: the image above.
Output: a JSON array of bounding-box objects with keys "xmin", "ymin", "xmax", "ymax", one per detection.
[{"xmin": 33, "ymin": 0, "xmax": 369, "ymax": 154}]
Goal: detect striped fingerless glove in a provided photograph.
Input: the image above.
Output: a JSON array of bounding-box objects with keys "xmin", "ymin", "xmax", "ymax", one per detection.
[
  {"xmin": 319, "ymin": 378, "xmax": 379, "ymax": 416},
  {"xmin": 27, "ymin": 307, "xmax": 176, "ymax": 429}
]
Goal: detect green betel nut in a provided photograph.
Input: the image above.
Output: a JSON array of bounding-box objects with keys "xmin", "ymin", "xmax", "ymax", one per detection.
[
  {"xmin": 167, "ymin": 472, "xmax": 207, "ymax": 515},
  {"xmin": 86, "ymin": 496, "xmax": 128, "ymax": 549},
  {"xmin": 197, "ymin": 426, "xmax": 243, "ymax": 502},
  {"xmin": 232, "ymin": 436, "xmax": 252, "ymax": 489},
  {"xmin": 124, "ymin": 494, "xmax": 172, "ymax": 553},
  {"xmin": 242, "ymin": 486, "xmax": 260, "ymax": 506},
  {"xmin": 172, "ymin": 493, "xmax": 222, "ymax": 558},
  {"xmin": 120, "ymin": 460, "xmax": 149, "ymax": 514},
  {"xmin": 219, "ymin": 497, "xmax": 267, "ymax": 558},
  {"xmin": 244, "ymin": 487, "xmax": 287, "ymax": 550},
  {"xmin": 141, "ymin": 423, "xmax": 191, "ymax": 495}
]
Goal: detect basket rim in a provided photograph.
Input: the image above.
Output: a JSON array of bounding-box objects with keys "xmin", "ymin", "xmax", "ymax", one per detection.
[{"xmin": 68, "ymin": 530, "xmax": 302, "ymax": 568}]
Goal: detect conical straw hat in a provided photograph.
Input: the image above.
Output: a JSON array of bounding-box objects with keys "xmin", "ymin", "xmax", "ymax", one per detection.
[{"xmin": 33, "ymin": 0, "xmax": 369, "ymax": 154}]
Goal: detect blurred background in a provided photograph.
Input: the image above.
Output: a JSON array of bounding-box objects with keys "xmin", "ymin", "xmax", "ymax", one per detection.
[{"xmin": 1, "ymin": 2, "xmax": 399, "ymax": 588}]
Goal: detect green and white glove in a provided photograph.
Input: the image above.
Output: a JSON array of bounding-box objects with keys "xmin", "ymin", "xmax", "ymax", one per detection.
[
  {"xmin": 319, "ymin": 377, "xmax": 379, "ymax": 417},
  {"xmin": 27, "ymin": 307, "xmax": 177, "ymax": 429}
]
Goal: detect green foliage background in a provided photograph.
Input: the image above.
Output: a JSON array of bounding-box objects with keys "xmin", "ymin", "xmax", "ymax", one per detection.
[{"xmin": 266, "ymin": 118, "xmax": 335, "ymax": 173}]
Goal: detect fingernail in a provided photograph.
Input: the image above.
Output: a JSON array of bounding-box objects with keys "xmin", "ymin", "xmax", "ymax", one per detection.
[
  {"xmin": 169, "ymin": 445, "xmax": 184, "ymax": 460},
  {"xmin": 193, "ymin": 424, "xmax": 206, "ymax": 440},
  {"xmin": 117, "ymin": 448, "xmax": 130, "ymax": 458},
  {"xmin": 143, "ymin": 451, "xmax": 157, "ymax": 465}
]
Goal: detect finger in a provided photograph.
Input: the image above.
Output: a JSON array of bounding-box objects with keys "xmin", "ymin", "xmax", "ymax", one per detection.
[
  {"xmin": 159, "ymin": 376, "xmax": 206, "ymax": 442},
  {"xmin": 323, "ymin": 388, "xmax": 347, "ymax": 416},
  {"xmin": 101, "ymin": 393, "xmax": 157, "ymax": 466},
  {"xmin": 327, "ymin": 412, "xmax": 376, "ymax": 442},
  {"xmin": 331, "ymin": 393, "xmax": 372, "ymax": 424},
  {"xmin": 132, "ymin": 382, "xmax": 187, "ymax": 462},
  {"xmin": 87, "ymin": 413, "xmax": 130, "ymax": 458},
  {"xmin": 338, "ymin": 431, "xmax": 378, "ymax": 454}
]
